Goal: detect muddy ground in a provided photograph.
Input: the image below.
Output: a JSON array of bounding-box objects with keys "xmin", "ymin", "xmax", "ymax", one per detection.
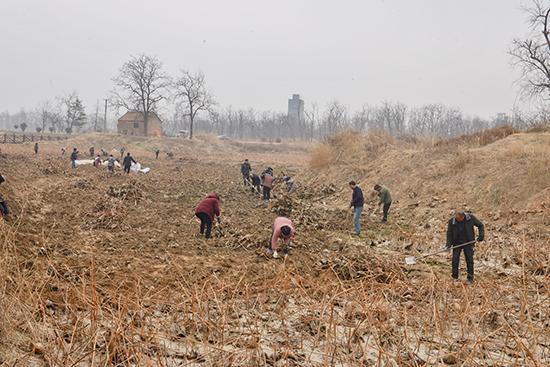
[{"xmin": 0, "ymin": 134, "xmax": 548, "ymax": 366}]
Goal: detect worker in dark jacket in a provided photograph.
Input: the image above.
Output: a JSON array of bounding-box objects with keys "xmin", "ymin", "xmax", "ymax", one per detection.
[
  {"xmin": 374, "ymin": 184, "xmax": 392, "ymax": 222},
  {"xmin": 70, "ymin": 148, "xmax": 79, "ymax": 169},
  {"xmin": 349, "ymin": 181, "xmax": 364, "ymax": 235},
  {"xmin": 122, "ymin": 153, "xmax": 137, "ymax": 174},
  {"xmin": 446, "ymin": 211, "xmax": 484, "ymax": 283},
  {"xmin": 195, "ymin": 193, "xmax": 221, "ymax": 239},
  {"xmin": 34, "ymin": 142, "xmax": 39, "ymax": 155},
  {"xmin": 251, "ymin": 173, "xmax": 261, "ymax": 194},
  {"xmin": 241, "ymin": 159, "xmax": 251, "ymax": 185}
]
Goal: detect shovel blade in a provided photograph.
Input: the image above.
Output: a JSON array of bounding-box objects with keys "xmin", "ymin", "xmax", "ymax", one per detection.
[{"xmin": 405, "ymin": 256, "xmax": 416, "ymax": 265}]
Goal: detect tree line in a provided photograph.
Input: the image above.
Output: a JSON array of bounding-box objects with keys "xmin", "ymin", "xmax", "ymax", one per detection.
[{"xmin": 2, "ymin": 0, "xmax": 550, "ymax": 140}]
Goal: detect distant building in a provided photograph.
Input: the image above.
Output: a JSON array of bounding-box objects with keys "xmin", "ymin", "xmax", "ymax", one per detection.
[
  {"xmin": 287, "ymin": 94, "xmax": 304, "ymax": 123},
  {"xmin": 117, "ymin": 111, "xmax": 163, "ymax": 137},
  {"xmin": 494, "ymin": 113, "xmax": 510, "ymax": 126}
]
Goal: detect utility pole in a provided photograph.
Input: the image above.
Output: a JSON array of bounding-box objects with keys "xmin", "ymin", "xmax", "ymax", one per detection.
[{"xmin": 103, "ymin": 99, "xmax": 108, "ymax": 132}]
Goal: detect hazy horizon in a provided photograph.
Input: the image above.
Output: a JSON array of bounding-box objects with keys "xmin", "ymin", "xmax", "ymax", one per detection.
[{"xmin": 0, "ymin": 0, "xmax": 534, "ymax": 119}]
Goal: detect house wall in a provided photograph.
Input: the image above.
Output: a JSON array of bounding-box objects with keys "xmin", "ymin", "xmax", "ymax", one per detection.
[{"xmin": 117, "ymin": 116, "xmax": 163, "ymax": 137}]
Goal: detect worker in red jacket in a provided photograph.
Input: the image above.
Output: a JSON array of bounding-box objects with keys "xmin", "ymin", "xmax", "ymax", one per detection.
[
  {"xmin": 195, "ymin": 193, "xmax": 221, "ymax": 239},
  {"xmin": 268, "ymin": 216, "xmax": 295, "ymax": 258}
]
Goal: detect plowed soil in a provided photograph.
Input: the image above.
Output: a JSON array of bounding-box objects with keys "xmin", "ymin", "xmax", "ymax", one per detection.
[{"xmin": 0, "ymin": 133, "xmax": 548, "ymax": 366}]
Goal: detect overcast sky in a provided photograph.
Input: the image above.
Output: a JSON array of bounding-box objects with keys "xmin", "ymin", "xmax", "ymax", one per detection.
[{"xmin": 0, "ymin": 0, "xmax": 533, "ymax": 118}]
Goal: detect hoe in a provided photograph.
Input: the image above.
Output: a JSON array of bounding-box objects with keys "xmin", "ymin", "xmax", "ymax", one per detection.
[{"xmin": 405, "ymin": 240, "xmax": 476, "ymax": 265}]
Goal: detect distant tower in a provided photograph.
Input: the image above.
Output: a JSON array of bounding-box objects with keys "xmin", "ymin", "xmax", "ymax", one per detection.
[{"xmin": 287, "ymin": 94, "xmax": 304, "ymax": 123}]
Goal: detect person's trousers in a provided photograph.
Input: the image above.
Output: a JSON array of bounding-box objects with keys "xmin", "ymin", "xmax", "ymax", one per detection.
[
  {"xmin": 452, "ymin": 244, "xmax": 474, "ymax": 281},
  {"xmin": 263, "ymin": 186, "xmax": 271, "ymax": 201},
  {"xmin": 196, "ymin": 212, "xmax": 213, "ymax": 238},
  {"xmin": 383, "ymin": 202, "xmax": 392, "ymax": 221},
  {"xmin": 0, "ymin": 201, "xmax": 9, "ymax": 216},
  {"xmin": 353, "ymin": 206, "xmax": 363, "ymax": 234},
  {"xmin": 71, "ymin": 160, "xmax": 76, "ymax": 169},
  {"xmin": 243, "ymin": 174, "xmax": 250, "ymax": 185},
  {"xmin": 124, "ymin": 165, "xmax": 131, "ymax": 174}
]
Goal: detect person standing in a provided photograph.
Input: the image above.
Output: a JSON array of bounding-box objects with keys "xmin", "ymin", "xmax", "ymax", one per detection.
[
  {"xmin": 107, "ymin": 154, "xmax": 116, "ymax": 173},
  {"xmin": 374, "ymin": 184, "xmax": 393, "ymax": 222},
  {"xmin": 349, "ymin": 181, "xmax": 364, "ymax": 235},
  {"xmin": 89, "ymin": 146, "xmax": 95, "ymax": 157},
  {"xmin": 446, "ymin": 211, "xmax": 485, "ymax": 284},
  {"xmin": 155, "ymin": 149, "xmax": 160, "ymax": 159},
  {"xmin": 268, "ymin": 216, "xmax": 295, "ymax": 258},
  {"xmin": 93, "ymin": 154, "xmax": 102, "ymax": 167},
  {"xmin": 195, "ymin": 193, "xmax": 221, "ymax": 239},
  {"xmin": 241, "ymin": 159, "xmax": 251, "ymax": 185},
  {"xmin": 34, "ymin": 142, "xmax": 39, "ymax": 155},
  {"xmin": 122, "ymin": 152, "xmax": 136, "ymax": 174},
  {"xmin": 262, "ymin": 171, "xmax": 274, "ymax": 201},
  {"xmin": 70, "ymin": 148, "xmax": 79, "ymax": 169}
]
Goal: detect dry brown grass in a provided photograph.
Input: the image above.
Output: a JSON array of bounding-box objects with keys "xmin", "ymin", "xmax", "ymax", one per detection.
[{"xmin": 0, "ymin": 131, "xmax": 548, "ymax": 366}]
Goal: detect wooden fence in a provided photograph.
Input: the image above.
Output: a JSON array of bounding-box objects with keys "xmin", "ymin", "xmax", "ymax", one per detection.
[{"xmin": 0, "ymin": 133, "xmax": 69, "ymax": 144}]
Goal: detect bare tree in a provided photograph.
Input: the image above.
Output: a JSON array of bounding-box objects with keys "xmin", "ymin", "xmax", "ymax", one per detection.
[
  {"xmin": 304, "ymin": 103, "xmax": 319, "ymax": 141},
  {"xmin": 510, "ymin": 1, "xmax": 550, "ymax": 98},
  {"xmin": 174, "ymin": 70, "xmax": 215, "ymax": 139},
  {"xmin": 112, "ymin": 54, "xmax": 169, "ymax": 136},
  {"xmin": 323, "ymin": 100, "xmax": 348, "ymax": 136},
  {"xmin": 61, "ymin": 92, "xmax": 87, "ymax": 133},
  {"xmin": 351, "ymin": 104, "xmax": 372, "ymax": 132}
]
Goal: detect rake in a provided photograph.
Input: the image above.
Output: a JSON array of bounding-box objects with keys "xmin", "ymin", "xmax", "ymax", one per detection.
[{"xmin": 405, "ymin": 240, "xmax": 476, "ymax": 265}]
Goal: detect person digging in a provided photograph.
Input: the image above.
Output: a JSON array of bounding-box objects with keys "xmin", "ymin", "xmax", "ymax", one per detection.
[
  {"xmin": 267, "ymin": 216, "xmax": 295, "ymax": 259},
  {"xmin": 374, "ymin": 184, "xmax": 392, "ymax": 222},
  {"xmin": 195, "ymin": 193, "xmax": 221, "ymax": 239},
  {"xmin": 446, "ymin": 211, "xmax": 484, "ymax": 284}
]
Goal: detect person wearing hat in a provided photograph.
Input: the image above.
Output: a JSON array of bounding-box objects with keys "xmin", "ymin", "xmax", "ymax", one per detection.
[
  {"xmin": 446, "ymin": 211, "xmax": 485, "ymax": 283},
  {"xmin": 195, "ymin": 193, "xmax": 221, "ymax": 239},
  {"xmin": 374, "ymin": 184, "xmax": 392, "ymax": 222},
  {"xmin": 268, "ymin": 216, "xmax": 295, "ymax": 258}
]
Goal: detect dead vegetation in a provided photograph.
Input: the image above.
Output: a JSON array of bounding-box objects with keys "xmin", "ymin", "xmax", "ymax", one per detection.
[{"xmin": 0, "ymin": 131, "xmax": 548, "ymax": 366}]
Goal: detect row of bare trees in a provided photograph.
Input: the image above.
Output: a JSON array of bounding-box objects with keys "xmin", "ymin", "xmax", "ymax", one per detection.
[
  {"xmin": 2, "ymin": 0, "xmax": 549, "ymax": 141},
  {"xmin": 0, "ymin": 93, "xmax": 89, "ymax": 134},
  {"xmin": 178, "ymin": 101, "xmax": 542, "ymax": 141}
]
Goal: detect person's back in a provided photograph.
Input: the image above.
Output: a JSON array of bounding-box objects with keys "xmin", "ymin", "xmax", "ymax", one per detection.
[
  {"xmin": 195, "ymin": 193, "xmax": 221, "ymax": 238},
  {"xmin": 123, "ymin": 154, "xmax": 135, "ymax": 167},
  {"xmin": 262, "ymin": 174, "xmax": 274, "ymax": 188},
  {"xmin": 70, "ymin": 150, "xmax": 78, "ymax": 161},
  {"xmin": 378, "ymin": 186, "xmax": 392, "ymax": 204}
]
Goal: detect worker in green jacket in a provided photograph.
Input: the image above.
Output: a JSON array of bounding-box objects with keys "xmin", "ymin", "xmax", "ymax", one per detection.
[{"xmin": 374, "ymin": 184, "xmax": 392, "ymax": 222}]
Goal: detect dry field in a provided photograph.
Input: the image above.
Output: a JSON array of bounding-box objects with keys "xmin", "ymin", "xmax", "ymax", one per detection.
[{"xmin": 0, "ymin": 130, "xmax": 548, "ymax": 366}]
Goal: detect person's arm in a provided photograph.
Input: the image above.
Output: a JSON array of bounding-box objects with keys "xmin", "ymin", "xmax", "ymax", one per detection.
[
  {"xmin": 378, "ymin": 191, "xmax": 384, "ymax": 206},
  {"xmin": 271, "ymin": 227, "xmax": 281, "ymax": 250},
  {"xmin": 446, "ymin": 220, "xmax": 453, "ymax": 249},
  {"xmin": 214, "ymin": 200, "xmax": 221, "ymax": 218},
  {"xmin": 132, "ymin": 158, "xmax": 137, "ymax": 164},
  {"xmin": 472, "ymin": 215, "xmax": 484, "ymax": 241}
]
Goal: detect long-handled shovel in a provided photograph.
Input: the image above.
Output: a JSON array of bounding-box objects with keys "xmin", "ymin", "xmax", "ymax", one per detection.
[{"xmin": 405, "ymin": 240, "xmax": 476, "ymax": 265}]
